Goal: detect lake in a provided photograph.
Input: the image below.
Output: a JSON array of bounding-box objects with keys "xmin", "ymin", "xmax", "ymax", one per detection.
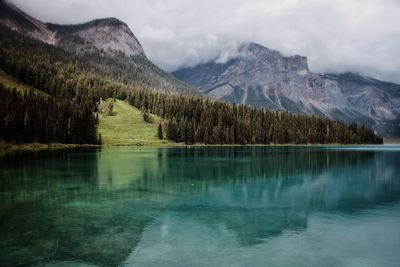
[{"xmin": 0, "ymin": 146, "xmax": 399, "ymax": 267}]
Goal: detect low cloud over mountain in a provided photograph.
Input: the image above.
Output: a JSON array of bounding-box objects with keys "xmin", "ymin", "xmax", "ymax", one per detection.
[{"xmin": 8, "ymin": 0, "xmax": 400, "ymax": 83}]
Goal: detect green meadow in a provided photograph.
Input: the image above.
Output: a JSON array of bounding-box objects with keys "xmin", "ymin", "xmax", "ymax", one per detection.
[{"xmin": 98, "ymin": 99, "xmax": 171, "ymax": 146}]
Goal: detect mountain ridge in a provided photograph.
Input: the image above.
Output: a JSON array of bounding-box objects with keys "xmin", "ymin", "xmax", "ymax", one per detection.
[
  {"xmin": 46, "ymin": 17, "xmax": 145, "ymax": 57},
  {"xmin": 0, "ymin": 0, "xmax": 56, "ymax": 44},
  {"xmin": 0, "ymin": 2, "xmax": 383, "ymax": 145},
  {"xmin": 173, "ymin": 42, "xmax": 400, "ymax": 137},
  {"xmin": 0, "ymin": 0, "xmax": 197, "ymax": 95}
]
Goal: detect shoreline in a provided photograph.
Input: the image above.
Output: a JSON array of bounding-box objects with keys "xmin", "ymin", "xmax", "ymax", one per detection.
[
  {"xmin": 0, "ymin": 143, "xmax": 101, "ymax": 152},
  {"xmin": 1, "ymin": 141, "xmax": 396, "ymax": 152}
]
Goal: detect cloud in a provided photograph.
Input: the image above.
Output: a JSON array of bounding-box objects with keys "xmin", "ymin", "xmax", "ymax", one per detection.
[
  {"xmin": 9, "ymin": 0, "xmax": 400, "ymax": 83},
  {"xmin": 215, "ymin": 44, "xmax": 242, "ymax": 64}
]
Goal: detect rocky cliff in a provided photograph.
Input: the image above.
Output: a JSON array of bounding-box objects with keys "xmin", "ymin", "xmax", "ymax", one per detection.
[
  {"xmin": 0, "ymin": 0, "xmax": 196, "ymax": 95},
  {"xmin": 173, "ymin": 43, "xmax": 400, "ymax": 137}
]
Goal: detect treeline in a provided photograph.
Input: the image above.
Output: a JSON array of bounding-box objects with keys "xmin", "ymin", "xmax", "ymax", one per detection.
[
  {"xmin": 0, "ymin": 83, "xmax": 98, "ymax": 144},
  {"xmin": 124, "ymin": 90, "xmax": 383, "ymax": 145},
  {"xmin": 0, "ymin": 25, "xmax": 382, "ymax": 145}
]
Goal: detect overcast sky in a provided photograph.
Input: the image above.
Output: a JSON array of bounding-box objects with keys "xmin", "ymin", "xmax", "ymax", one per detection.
[{"xmin": 9, "ymin": 0, "xmax": 400, "ymax": 83}]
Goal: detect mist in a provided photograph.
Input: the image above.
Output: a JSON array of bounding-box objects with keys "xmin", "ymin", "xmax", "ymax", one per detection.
[{"xmin": 9, "ymin": 0, "xmax": 400, "ymax": 83}]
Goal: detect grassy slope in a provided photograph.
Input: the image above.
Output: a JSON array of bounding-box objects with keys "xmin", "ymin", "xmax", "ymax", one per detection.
[
  {"xmin": 99, "ymin": 99, "xmax": 171, "ymax": 146},
  {"xmin": 0, "ymin": 72, "xmax": 171, "ymax": 147}
]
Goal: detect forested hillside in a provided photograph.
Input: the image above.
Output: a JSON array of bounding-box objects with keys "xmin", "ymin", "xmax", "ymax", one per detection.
[
  {"xmin": 0, "ymin": 84, "xmax": 98, "ymax": 144},
  {"xmin": 0, "ymin": 25, "xmax": 382, "ymax": 145},
  {"xmin": 0, "ymin": 0, "xmax": 196, "ymax": 95},
  {"xmin": 125, "ymin": 90, "xmax": 382, "ymax": 145}
]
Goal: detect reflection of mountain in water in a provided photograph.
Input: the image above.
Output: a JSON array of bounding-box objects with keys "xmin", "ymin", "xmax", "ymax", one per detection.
[
  {"xmin": 0, "ymin": 147, "xmax": 399, "ymax": 266},
  {"xmin": 165, "ymin": 148, "xmax": 400, "ymax": 245}
]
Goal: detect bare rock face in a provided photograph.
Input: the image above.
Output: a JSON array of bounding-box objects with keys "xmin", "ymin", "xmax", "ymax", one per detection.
[
  {"xmin": 0, "ymin": 1, "xmax": 196, "ymax": 95},
  {"xmin": 173, "ymin": 43, "xmax": 400, "ymax": 137},
  {"xmin": 47, "ymin": 18, "xmax": 145, "ymax": 57},
  {"xmin": 0, "ymin": 1, "xmax": 144, "ymax": 56}
]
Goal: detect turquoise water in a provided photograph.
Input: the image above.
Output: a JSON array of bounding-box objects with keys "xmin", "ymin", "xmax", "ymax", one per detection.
[{"xmin": 0, "ymin": 146, "xmax": 399, "ymax": 266}]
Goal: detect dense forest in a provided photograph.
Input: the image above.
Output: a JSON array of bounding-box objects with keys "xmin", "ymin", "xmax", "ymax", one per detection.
[
  {"xmin": 125, "ymin": 90, "xmax": 382, "ymax": 144},
  {"xmin": 0, "ymin": 83, "xmax": 98, "ymax": 144},
  {"xmin": 0, "ymin": 26, "xmax": 383, "ymax": 145}
]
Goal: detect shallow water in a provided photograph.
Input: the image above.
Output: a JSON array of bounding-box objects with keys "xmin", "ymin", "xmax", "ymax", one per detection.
[{"xmin": 0, "ymin": 146, "xmax": 399, "ymax": 266}]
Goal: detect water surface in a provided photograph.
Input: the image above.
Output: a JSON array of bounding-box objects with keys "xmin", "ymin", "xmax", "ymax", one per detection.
[{"xmin": 0, "ymin": 146, "xmax": 399, "ymax": 266}]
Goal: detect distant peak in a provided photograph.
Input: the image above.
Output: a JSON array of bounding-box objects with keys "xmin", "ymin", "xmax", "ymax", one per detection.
[
  {"xmin": 240, "ymin": 42, "xmax": 307, "ymax": 60},
  {"xmin": 243, "ymin": 42, "xmax": 267, "ymax": 50},
  {"xmin": 239, "ymin": 42, "xmax": 277, "ymax": 53},
  {"xmin": 214, "ymin": 42, "xmax": 268, "ymax": 64},
  {"xmin": 215, "ymin": 41, "xmax": 306, "ymax": 66},
  {"xmin": 80, "ymin": 17, "xmax": 128, "ymax": 28}
]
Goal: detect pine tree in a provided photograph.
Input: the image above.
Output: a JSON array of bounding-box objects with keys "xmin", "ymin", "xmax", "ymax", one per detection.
[{"xmin": 158, "ymin": 123, "xmax": 163, "ymax": 140}]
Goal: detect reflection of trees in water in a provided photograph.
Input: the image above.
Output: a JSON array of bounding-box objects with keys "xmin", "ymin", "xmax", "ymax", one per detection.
[
  {"xmin": 164, "ymin": 148, "xmax": 400, "ymax": 245},
  {"xmin": 95, "ymin": 146, "xmax": 400, "ymax": 247},
  {"xmin": 0, "ymin": 148, "xmax": 158, "ymax": 267},
  {"xmin": 0, "ymin": 148, "xmax": 100, "ymax": 192},
  {"xmin": 0, "ymin": 147, "xmax": 399, "ymax": 265},
  {"xmin": 146, "ymin": 147, "xmax": 393, "ymax": 190}
]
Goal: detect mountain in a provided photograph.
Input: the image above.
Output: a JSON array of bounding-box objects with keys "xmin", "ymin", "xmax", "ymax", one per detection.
[
  {"xmin": 0, "ymin": 1, "xmax": 383, "ymax": 146},
  {"xmin": 173, "ymin": 43, "xmax": 400, "ymax": 137},
  {"xmin": 0, "ymin": 0, "xmax": 56, "ymax": 43},
  {"xmin": 47, "ymin": 18, "xmax": 145, "ymax": 56},
  {"xmin": 0, "ymin": 0, "xmax": 196, "ymax": 95}
]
